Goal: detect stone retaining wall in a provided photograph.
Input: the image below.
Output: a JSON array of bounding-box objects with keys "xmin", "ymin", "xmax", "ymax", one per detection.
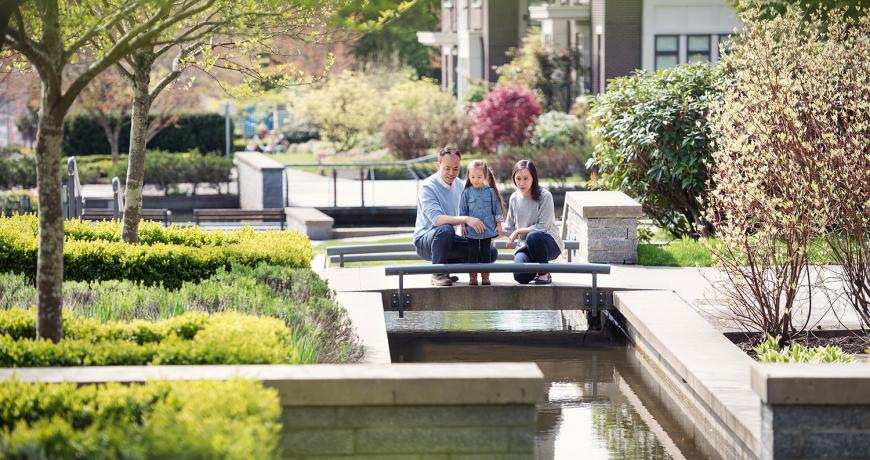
[
  {"xmin": 1, "ymin": 363, "xmax": 544, "ymax": 460},
  {"xmin": 752, "ymin": 364, "xmax": 870, "ymax": 460}
]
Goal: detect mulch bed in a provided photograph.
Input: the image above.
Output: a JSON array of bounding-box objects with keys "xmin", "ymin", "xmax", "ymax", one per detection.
[{"xmin": 727, "ymin": 331, "xmax": 870, "ymax": 359}]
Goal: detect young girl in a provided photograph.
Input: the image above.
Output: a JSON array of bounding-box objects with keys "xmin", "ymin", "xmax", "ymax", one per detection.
[
  {"xmin": 459, "ymin": 159, "xmax": 505, "ymax": 285},
  {"xmin": 504, "ymin": 159, "xmax": 564, "ymax": 284}
]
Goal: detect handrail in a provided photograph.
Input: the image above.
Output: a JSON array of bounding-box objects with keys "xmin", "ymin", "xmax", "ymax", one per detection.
[
  {"xmin": 384, "ymin": 262, "xmax": 610, "ymax": 320},
  {"xmin": 282, "ymin": 153, "xmax": 437, "ymax": 168},
  {"xmin": 384, "ymin": 263, "xmax": 609, "ymax": 276}
]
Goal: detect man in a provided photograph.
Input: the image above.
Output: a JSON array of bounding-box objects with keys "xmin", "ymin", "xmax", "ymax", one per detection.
[{"xmin": 413, "ymin": 147, "xmax": 498, "ymax": 286}]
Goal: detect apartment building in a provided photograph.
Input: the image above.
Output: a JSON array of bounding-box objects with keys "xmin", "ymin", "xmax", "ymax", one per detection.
[{"xmin": 417, "ymin": 0, "xmax": 741, "ymax": 100}]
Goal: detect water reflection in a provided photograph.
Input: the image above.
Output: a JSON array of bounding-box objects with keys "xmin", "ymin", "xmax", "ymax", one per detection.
[{"xmin": 387, "ymin": 311, "xmax": 716, "ymax": 460}]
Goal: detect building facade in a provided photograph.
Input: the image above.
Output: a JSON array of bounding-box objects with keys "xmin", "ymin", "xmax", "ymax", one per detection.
[{"xmin": 418, "ymin": 0, "xmax": 741, "ymax": 100}]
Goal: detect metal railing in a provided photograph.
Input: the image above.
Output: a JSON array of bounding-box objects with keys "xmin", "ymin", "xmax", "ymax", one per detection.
[
  {"xmin": 384, "ymin": 262, "xmax": 610, "ymax": 319},
  {"xmin": 327, "ymin": 240, "xmax": 581, "ymax": 267},
  {"xmin": 282, "ymin": 153, "xmax": 436, "ymax": 207}
]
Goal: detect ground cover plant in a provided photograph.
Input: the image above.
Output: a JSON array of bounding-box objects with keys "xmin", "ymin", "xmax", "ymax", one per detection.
[
  {"xmin": 752, "ymin": 335, "xmax": 855, "ymax": 363},
  {"xmin": 0, "ymin": 215, "xmax": 313, "ymax": 288},
  {"xmin": 0, "ymin": 379, "xmax": 280, "ymax": 459}
]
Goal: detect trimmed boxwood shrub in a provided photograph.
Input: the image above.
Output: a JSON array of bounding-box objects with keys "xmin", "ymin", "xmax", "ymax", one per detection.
[
  {"xmin": 0, "ymin": 215, "xmax": 314, "ymax": 288},
  {"xmin": 0, "ymin": 309, "xmax": 309, "ymax": 366},
  {"xmin": 64, "ymin": 113, "xmax": 233, "ymax": 156},
  {"xmin": 0, "ymin": 379, "xmax": 280, "ymax": 459},
  {"xmin": 0, "ymin": 263, "xmax": 363, "ymax": 364}
]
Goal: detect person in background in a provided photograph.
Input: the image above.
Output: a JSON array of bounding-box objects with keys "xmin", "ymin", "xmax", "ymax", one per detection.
[
  {"xmin": 459, "ymin": 159, "xmax": 505, "ymax": 285},
  {"xmin": 504, "ymin": 159, "xmax": 564, "ymax": 284}
]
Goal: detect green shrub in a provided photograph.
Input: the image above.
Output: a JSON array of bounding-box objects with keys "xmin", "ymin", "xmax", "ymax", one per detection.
[
  {"xmin": 531, "ymin": 111, "xmax": 585, "ymax": 148},
  {"xmin": 0, "ymin": 155, "xmax": 36, "ymax": 190},
  {"xmin": 0, "ymin": 191, "xmax": 37, "ymax": 215},
  {"xmin": 0, "ymin": 215, "xmax": 314, "ymax": 288},
  {"xmin": 64, "ymin": 113, "xmax": 233, "ymax": 156},
  {"xmin": 753, "ymin": 335, "xmax": 855, "ymax": 363},
  {"xmin": 0, "ymin": 309, "xmax": 311, "ymax": 366},
  {"xmin": 0, "ymin": 264, "xmax": 362, "ymax": 363},
  {"xmin": 588, "ymin": 62, "xmax": 721, "ymax": 239},
  {"xmin": 0, "ymin": 379, "xmax": 280, "ymax": 459}
]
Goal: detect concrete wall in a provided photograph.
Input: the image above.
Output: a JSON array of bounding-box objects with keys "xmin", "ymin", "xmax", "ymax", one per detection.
[
  {"xmin": 2, "ymin": 363, "xmax": 544, "ymax": 459},
  {"xmin": 235, "ymin": 152, "xmax": 286, "ymax": 210},
  {"xmin": 753, "ymin": 364, "xmax": 870, "ymax": 460}
]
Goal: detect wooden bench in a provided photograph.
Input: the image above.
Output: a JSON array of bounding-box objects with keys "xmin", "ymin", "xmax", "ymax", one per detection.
[
  {"xmin": 80, "ymin": 208, "xmax": 172, "ymax": 227},
  {"xmin": 193, "ymin": 208, "xmax": 286, "ymax": 229}
]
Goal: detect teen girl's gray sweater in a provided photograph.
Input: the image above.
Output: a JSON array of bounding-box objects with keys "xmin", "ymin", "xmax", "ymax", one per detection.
[{"xmin": 503, "ymin": 188, "xmax": 564, "ymax": 252}]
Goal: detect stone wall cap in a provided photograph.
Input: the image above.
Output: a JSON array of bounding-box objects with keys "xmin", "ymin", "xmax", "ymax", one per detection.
[
  {"xmin": 0, "ymin": 363, "xmax": 545, "ymax": 406},
  {"xmin": 565, "ymin": 191, "xmax": 642, "ymax": 218},
  {"xmin": 235, "ymin": 152, "xmax": 286, "ymax": 171},
  {"xmin": 751, "ymin": 363, "xmax": 870, "ymax": 405}
]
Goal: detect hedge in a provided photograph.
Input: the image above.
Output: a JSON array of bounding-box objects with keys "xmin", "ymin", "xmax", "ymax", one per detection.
[
  {"xmin": 0, "ymin": 264, "xmax": 362, "ymax": 363},
  {"xmin": 0, "ymin": 379, "xmax": 280, "ymax": 459},
  {"xmin": 0, "ymin": 155, "xmax": 36, "ymax": 190},
  {"xmin": 0, "ymin": 215, "xmax": 314, "ymax": 288},
  {"xmin": 0, "ymin": 309, "xmax": 309, "ymax": 366},
  {"xmin": 63, "ymin": 113, "xmax": 233, "ymax": 156}
]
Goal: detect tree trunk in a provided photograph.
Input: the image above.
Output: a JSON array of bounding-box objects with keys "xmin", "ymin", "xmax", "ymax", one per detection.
[
  {"xmin": 121, "ymin": 53, "xmax": 153, "ymax": 244},
  {"xmin": 35, "ymin": 102, "xmax": 65, "ymax": 342}
]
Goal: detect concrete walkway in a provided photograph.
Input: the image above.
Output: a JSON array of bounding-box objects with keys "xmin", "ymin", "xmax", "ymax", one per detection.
[
  {"xmin": 323, "ymin": 263, "xmax": 861, "ymax": 333},
  {"xmin": 285, "ymin": 169, "xmax": 420, "ymax": 208}
]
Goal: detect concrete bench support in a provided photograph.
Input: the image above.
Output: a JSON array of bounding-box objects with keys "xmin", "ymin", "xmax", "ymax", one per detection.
[
  {"xmin": 562, "ymin": 191, "xmax": 642, "ymax": 264},
  {"xmin": 285, "ymin": 207, "xmax": 334, "ymax": 240},
  {"xmin": 752, "ymin": 364, "xmax": 870, "ymax": 460},
  {"xmin": 235, "ymin": 152, "xmax": 286, "ymax": 210}
]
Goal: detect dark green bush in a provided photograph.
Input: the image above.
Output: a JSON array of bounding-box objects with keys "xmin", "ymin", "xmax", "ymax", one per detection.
[
  {"xmin": 63, "ymin": 113, "xmax": 233, "ymax": 156},
  {"xmin": 88, "ymin": 151, "xmax": 233, "ymax": 192},
  {"xmin": 587, "ymin": 62, "xmax": 721, "ymax": 238},
  {"xmin": 0, "ymin": 309, "xmax": 305, "ymax": 366},
  {"xmin": 0, "ymin": 215, "xmax": 314, "ymax": 288},
  {"xmin": 0, "ymin": 156, "xmax": 36, "ymax": 190},
  {"xmin": 0, "ymin": 379, "xmax": 280, "ymax": 459}
]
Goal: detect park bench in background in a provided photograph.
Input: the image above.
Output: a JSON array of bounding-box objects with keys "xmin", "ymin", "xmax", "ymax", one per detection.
[
  {"xmin": 80, "ymin": 208, "xmax": 172, "ymax": 227},
  {"xmin": 193, "ymin": 208, "xmax": 286, "ymax": 229},
  {"xmin": 327, "ymin": 240, "xmax": 581, "ymax": 267}
]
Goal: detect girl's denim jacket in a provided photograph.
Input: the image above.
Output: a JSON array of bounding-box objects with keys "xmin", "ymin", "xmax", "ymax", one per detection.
[{"xmin": 459, "ymin": 185, "xmax": 502, "ymax": 239}]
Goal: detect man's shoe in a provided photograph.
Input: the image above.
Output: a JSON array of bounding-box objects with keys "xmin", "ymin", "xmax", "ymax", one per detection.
[
  {"xmin": 533, "ymin": 273, "xmax": 552, "ymax": 285},
  {"xmin": 431, "ymin": 274, "xmax": 453, "ymax": 286},
  {"xmin": 449, "ymin": 275, "xmax": 459, "ymax": 282}
]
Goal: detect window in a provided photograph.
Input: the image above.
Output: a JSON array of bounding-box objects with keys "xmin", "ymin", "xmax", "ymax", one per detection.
[
  {"xmin": 687, "ymin": 35, "xmax": 711, "ymax": 63},
  {"xmin": 655, "ymin": 35, "xmax": 679, "ymax": 70}
]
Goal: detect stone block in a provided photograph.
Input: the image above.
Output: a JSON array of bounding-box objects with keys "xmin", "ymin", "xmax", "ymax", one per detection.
[
  {"xmin": 335, "ymin": 405, "xmax": 535, "ymax": 428},
  {"xmin": 281, "ymin": 407, "xmax": 336, "ymax": 428},
  {"xmin": 588, "ymin": 238, "xmax": 637, "ymax": 252},
  {"xmin": 235, "ymin": 152, "xmax": 286, "ymax": 210},
  {"xmin": 583, "ymin": 218, "xmax": 639, "ymax": 229},
  {"xmin": 285, "ymin": 207, "xmax": 334, "ymax": 240},
  {"xmin": 354, "ymin": 427, "xmax": 510, "ymax": 454},
  {"xmin": 281, "ymin": 429, "xmax": 354, "ymax": 455},
  {"xmin": 564, "ymin": 191, "xmax": 643, "ymax": 218},
  {"xmin": 508, "ymin": 427, "xmax": 535, "ymax": 452},
  {"xmin": 804, "ymin": 432, "xmax": 870, "ymax": 458}
]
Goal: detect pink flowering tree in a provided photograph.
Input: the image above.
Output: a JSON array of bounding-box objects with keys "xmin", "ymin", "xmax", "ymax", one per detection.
[{"xmin": 472, "ymin": 85, "xmax": 542, "ymax": 153}]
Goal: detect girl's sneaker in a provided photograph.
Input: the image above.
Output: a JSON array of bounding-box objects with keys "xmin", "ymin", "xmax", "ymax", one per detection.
[
  {"xmin": 481, "ymin": 273, "xmax": 491, "ymax": 285},
  {"xmin": 533, "ymin": 273, "xmax": 552, "ymax": 285},
  {"xmin": 469, "ymin": 273, "xmax": 479, "ymax": 286}
]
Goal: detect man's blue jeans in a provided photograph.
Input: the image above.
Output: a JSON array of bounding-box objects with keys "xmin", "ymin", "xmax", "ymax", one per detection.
[
  {"xmin": 513, "ymin": 231, "xmax": 560, "ymax": 284},
  {"xmin": 415, "ymin": 224, "xmax": 497, "ymax": 266}
]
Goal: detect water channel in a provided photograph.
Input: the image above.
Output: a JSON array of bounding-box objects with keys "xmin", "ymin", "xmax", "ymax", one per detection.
[{"xmin": 385, "ymin": 311, "xmax": 719, "ymax": 460}]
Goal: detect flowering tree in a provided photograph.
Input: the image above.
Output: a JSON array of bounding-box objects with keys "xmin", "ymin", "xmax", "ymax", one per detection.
[
  {"xmin": 707, "ymin": 6, "xmax": 869, "ymax": 340},
  {"xmin": 471, "ymin": 85, "xmax": 541, "ymax": 153}
]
